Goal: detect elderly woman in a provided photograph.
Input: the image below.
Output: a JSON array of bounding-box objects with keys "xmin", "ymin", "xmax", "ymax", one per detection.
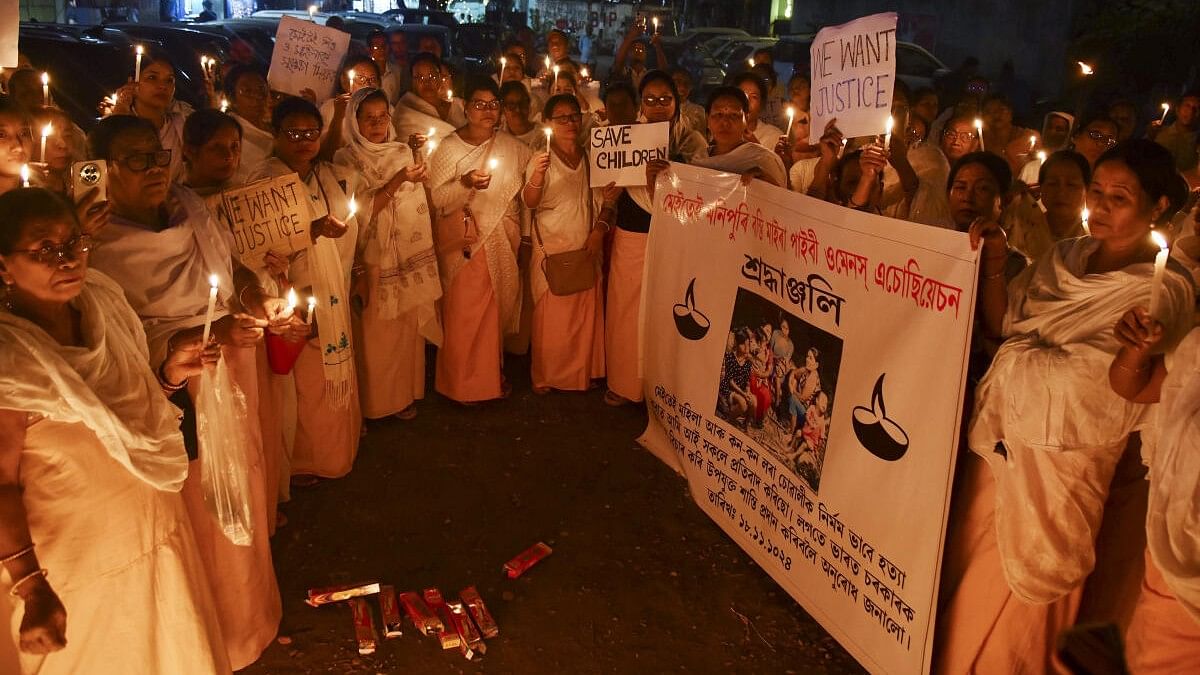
[
  {"xmin": 1003, "ymin": 150, "xmax": 1089, "ymax": 261},
  {"xmin": 394, "ymin": 53, "xmax": 466, "ymax": 144},
  {"xmin": 936, "ymin": 140, "xmax": 1194, "ymax": 672},
  {"xmin": 0, "ymin": 188, "xmax": 228, "ymax": 673}
]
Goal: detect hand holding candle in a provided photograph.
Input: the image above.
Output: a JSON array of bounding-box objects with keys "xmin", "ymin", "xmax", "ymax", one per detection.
[
  {"xmin": 40, "ymin": 72, "xmax": 49, "ymax": 106},
  {"xmin": 1081, "ymin": 208, "xmax": 1090, "ymax": 235},
  {"xmin": 784, "ymin": 106, "xmax": 795, "ymax": 137},
  {"xmin": 306, "ymin": 296, "xmax": 317, "ymax": 325},
  {"xmin": 1148, "ymin": 230, "xmax": 1169, "ymax": 318},
  {"xmin": 39, "ymin": 124, "xmax": 52, "ymax": 163},
  {"xmin": 499, "ymin": 56, "xmax": 506, "ymax": 81},
  {"xmin": 347, "ymin": 69, "xmax": 356, "ymax": 91},
  {"xmin": 201, "ymin": 274, "xmax": 219, "ymax": 347},
  {"xmin": 883, "ymin": 116, "xmax": 894, "ymax": 149},
  {"xmin": 652, "ymin": 17, "xmax": 659, "ymax": 35},
  {"xmin": 1160, "ymin": 103, "xmax": 1170, "ymax": 124}
]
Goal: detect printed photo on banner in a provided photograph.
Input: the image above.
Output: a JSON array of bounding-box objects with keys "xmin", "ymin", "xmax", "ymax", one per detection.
[
  {"xmin": 267, "ymin": 15, "xmax": 351, "ymax": 101},
  {"xmin": 715, "ymin": 288, "xmax": 844, "ymax": 493},
  {"xmin": 808, "ymin": 12, "xmax": 897, "ymax": 143},
  {"xmin": 588, "ymin": 121, "xmax": 669, "ymax": 187}
]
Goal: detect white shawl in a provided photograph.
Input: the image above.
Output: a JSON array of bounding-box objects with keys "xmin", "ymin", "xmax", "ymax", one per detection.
[
  {"xmin": 393, "ymin": 91, "xmax": 460, "ymax": 142},
  {"xmin": 228, "ymin": 110, "xmax": 275, "ymax": 184},
  {"xmin": 692, "ymin": 141, "xmax": 788, "ymax": 188},
  {"xmin": 968, "ymin": 237, "xmax": 1195, "ymax": 603},
  {"xmin": 0, "ymin": 271, "xmax": 189, "ymax": 491},
  {"xmin": 334, "ymin": 90, "xmax": 442, "ymax": 342}
]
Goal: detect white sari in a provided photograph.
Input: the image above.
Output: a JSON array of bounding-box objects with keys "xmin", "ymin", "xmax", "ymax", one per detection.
[
  {"xmin": 968, "ymin": 237, "xmax": 1195, "ymax": 603},
  {"xmin": 693, "ymin": 141, "xmax": 788, "ymax": 188},
  {"xmin": 228, "ymin": 111, "xmax": 275, "ymax": 183},
  {"xmin": 393, "ymin": 91, "xmax": 462, "ymax": 142}
]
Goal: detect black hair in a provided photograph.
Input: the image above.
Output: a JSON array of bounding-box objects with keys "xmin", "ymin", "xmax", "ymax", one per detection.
[
  {"xmin": 87, "ymin": 114, "xmax": 158, "ymax": 160},
  {"xmin": 542, "ymin": 93, "xmax": 581, "ymax": 121},
  {"xmin": 788, "ymin": 72, "xmax": 810, "ymax": 88},
  {"xmin": 1038, "ymin": 149, "xmax": 1091, "ymax": 186},
  {"xmin": 367, "ymin": 29, "xmax": 386, "ymax": 44},
  {"xmin": 981, "ymin": 93, "xmax": 1013, "ymax": 111},
  {"xmin": 183, "ymin": 109, "xmax": 243, "ymax": 147},
  {"xmin": 752, "ymin": 46, "xmax": 774, "ymax": 59},
  {"xmin": 913, "ymin": 86, "xmax": 936, "ymax": 103},
  {"xmin": 462, "ymin": 76, "xmax": 500, "ymax": 103},
  {"xmin": 603, "ymin": 80, "xmax": 638, "ymax": 106},
  {"xmin": 0, "ymin": 98, "xmax": 28, "ymax": 123},
  {"xmin": 1182, "ymin": 89, "xmax": 1200, "ymax": 102},
  {"xmin": 271, "ymin": 96, "xmax": 322, "ymax": 132},
  {"xmin": 731, "ymin": 71, "xmax": 768, "ymax": 102},
  {"xmin": 1094, "ymin": 139, "xmax": 1189, "ymax": 222},
  {"xmin": 222, "ymin": 63, "xmax": 268, "ymax": 97},
  {"xmin": 0, "ymin": 188, "xmax": 80, "ymax": 255},
  {"xmin": 667, "ymin": 65, "xmax": 692, "ymax": 83},
  {"xmin": 409, "ymin": 51, "xmax": 442, "ymax": 77},
  {"xmin": 947, "ymin": 151, "xmax": 1013, "ymax": 194},
  {"xmin": 500, "ymin": 81, "xmax": 531, "ymax": 105},
  {"xmin": 553, "ymin": 71, "xmax": 577, "ymax": 90},
  {"xmin": 341, "ymin": 55, "xmax": 381, "ymax": 94},
  {"xmin": 638, "ymin": 69, "xmax": 681, "ymax": 120},
  {"xmin": 892, "ymin": 78, "xmax": 912, "ymax": 106},
  {"xmin": 325, "ymin": 16, "xmax": 347, "ymax": 32},
  {"xmin": 705, "ymin": 85, "xmax": 749, "ymax": 114},
  {"xmin": 138, "ymin": 47, "xmax": 176, "ymax": 75},
  {"xmin": 1076, "ymin": 114, "xmax": 1119, "ymax": 135},
  {"xmin": 750, "ymin": 63, "xmax": 777, "ymax": 88}
]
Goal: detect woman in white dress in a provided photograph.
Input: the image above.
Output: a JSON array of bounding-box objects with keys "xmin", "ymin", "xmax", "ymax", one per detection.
[{"xmin": 222, "ymin": 65, "xmax": 274, "ymax": 181}]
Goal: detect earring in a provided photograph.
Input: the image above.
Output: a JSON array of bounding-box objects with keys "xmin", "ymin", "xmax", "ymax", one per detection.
[{"xmin": 1, "ymin": 282, "xmax": 12, "ymax": 312}]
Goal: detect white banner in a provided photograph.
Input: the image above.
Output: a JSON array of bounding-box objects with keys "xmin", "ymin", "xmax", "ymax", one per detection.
[
  {"xmin": 808, "ymin": 12, "xmax": 897, "ymax": 144},
  {"xmin": 588, "ymin": 122, "xmax": 669, "ymax": 187},
  {"xmin": 640, "ymin": 163, "xmax": 978, "ymax": 675},
  {"xmin": 267, "ymin": 15, "xmax": 351, "ymax": 102}
]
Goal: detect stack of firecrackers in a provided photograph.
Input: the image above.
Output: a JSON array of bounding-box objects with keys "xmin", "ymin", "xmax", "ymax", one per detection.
[{"xmin": 304, "ymin": 542, "xmax": 552, "ymax": 660}]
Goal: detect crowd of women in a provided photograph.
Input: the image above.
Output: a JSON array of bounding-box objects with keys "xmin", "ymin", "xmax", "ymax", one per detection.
[{"xmin": 0, "ymin": 17, "xmax": 1198, "ymax": 673}]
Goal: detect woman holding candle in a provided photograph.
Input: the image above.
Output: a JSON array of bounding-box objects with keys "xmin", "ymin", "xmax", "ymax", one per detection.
[
  {"xmin": 1003, "ymin": 150, "xmax": 1090, "ymax": 261},
  {"xmin": 731, "ymin": 72, "xmax": 783, "ymax": 151},
  {"xmin": 334, "ymin": 88, "xmax": 440, "ymax": 420},
  {"xmin": 936, "ymin": 140, "xmax": 1194, "ymax": 672},
  {"xmin": 110, "ymin": 48, "xmax": 193, "ymax": 184},
  {"xmin": 393, "ymin": 53, "xmax": 461, "ymax": 146},
  {"xmin": 84, "ymin": 115, "xmax": 284, "ymax": 669},
  {"xmin": 0, "ymin": 102, "xmax": 32, "ymax": 198},
  {"xmin": 428, "ymin": 77, "xmax": 529, "ymax": 403},
  {"xmin": 25, "ymin": 108, "xmax": 76, "ymax": 196},
  {"xmin": 222, "ymin": 65, "xmax": 274, "ymax": 181},
  {"xmin": 0, "ymin": 188, "xmax": 230, "ymax": 673},
  {"xmin": 316, "ymin": 55, "xmax": 380, "ymax": 156},
  {"xmin": 250, "ymin": 96, "xmax": 362, "ymax": 481},
  {"xmin": 520, "ymin": 94, "xmax": 609, "ymax": 394},
  {"xmin": 500, "ymin": 82, "xmax": 541, "ymax": 146}
]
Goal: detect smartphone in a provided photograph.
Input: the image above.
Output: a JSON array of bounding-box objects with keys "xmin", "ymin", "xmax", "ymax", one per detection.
[{"xmin": 71, "ymin": 160, "xmax": 107, "ymax": 204}]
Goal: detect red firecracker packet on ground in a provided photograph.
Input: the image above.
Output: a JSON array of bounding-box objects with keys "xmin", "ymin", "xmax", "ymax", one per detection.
[
  {"xmin": 422, "ymin": 588, "xmax": 462, "ymax": 650},
  {"xmin": 379, "ymin": 585, "xmax": 404, "ymax": 638},
  {"xmin": 503, "ymin": 542, "xmax": 553, "ymax": 578},
  {"xmin": 447, "ymin": 600, "xmax": 486, "ymax": 658},
  {"xmin": 459, "ymin": 586, "xmax": 499, "ymax": 639},
  {"xmin": 306, "ymin": 581, "xmax": 381, "ymax": 607},
  {"xmin": 349, "ymin": 597, "xmax": 377, "ymax": 655},
  {"xmin": 398, "ymin": 591, "xmax": 443, "ymax": 636}
]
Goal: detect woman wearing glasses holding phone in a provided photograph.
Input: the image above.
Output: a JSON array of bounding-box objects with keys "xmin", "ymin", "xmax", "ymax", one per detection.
[
  {"xmin": 0, "ymin": 187, "xmax": 230, "ymax": 673},
  {"xmin": 250, "ymin": 96, "xmax": 362, "ymax": 486},
  {"xmin": 428, "ymin": 77, "xmax": 530, "ymax": 403},
  {"xmin": 85, "ymin": 115, "xmax": 285, "ymax": 669}
]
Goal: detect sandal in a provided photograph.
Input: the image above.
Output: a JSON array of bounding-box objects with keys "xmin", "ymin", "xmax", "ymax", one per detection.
[
  {"xmin": 291, "ymin": 474, "xmax": 322, "ymax": 489},
  {"xmin": 533, "ymin": 385, "xmax": 551, "ymax": 395},
  {"xmin": 604, "ymin": 390, "xmax": 628, "ymax": 407},
  {"xmin": 395, "ymin": 405, "xmax": 418, "ymax": 421}
]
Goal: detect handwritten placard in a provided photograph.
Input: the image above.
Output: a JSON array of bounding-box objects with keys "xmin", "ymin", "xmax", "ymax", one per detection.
[
  {"xmin": 266, "ymin": 15, "xmax": 351, "ymax": 102},
  {"xmin": 1, "ymin": 1, "xmax": 17, "ymax": 68},
  {"xmin": 220, "ymin": 173, "xmax": 313, "ymax": 268},
  {"xmin": 588, "ymin": 121, "xmax": 669, "ymax": 187},
  {"xmin": 808, "ymin": 12, "xmax": 897, "ymax": 144}
]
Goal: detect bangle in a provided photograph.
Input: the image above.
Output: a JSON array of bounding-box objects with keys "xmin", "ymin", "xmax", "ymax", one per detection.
[
  {"xmin": 1113, "ymin": 361, "xmax": 1150, "ymax": 374},
  {"xmin": 595, "ymin": 220, "xmax": 611, "ymax": 233},
  {"xmin": 158, "ymin": 361, "xmax": 187, "ymax": 392},
  {"xmin": 983, "ymin": 268, "xmax": 1007, "ymax": 281},
  {"xmin": 0, "ymin": 544, "xmax": 34, "ymax": 565},
  {"xmin": 237, "ymin": 285, "xmax": 263, "ymax": 310},
  {"xmin": 527, "ymin": 181, "xmax": 544, "ymax": 190},
  {"xmin": 9, "ymin": 569, "xmax": 48, "ymax": 597}
]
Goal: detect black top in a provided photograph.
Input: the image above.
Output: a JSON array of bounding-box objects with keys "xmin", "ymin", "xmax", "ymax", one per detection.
[{"xmin": 616, "ymin": 190, "xmax": 651, "ymax": 233}]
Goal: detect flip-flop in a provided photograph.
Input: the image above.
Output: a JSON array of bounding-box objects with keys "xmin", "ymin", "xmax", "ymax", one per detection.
[
  {"xmin": 603, "ymin": 390, "xmax": 627, "ymax": 407},
  {"xmin": 291, "ymin": 474, "xmax": 322, "ymax": 489},
  {"xmin": 395, "ymin": 405, "xmax": 418, "ymax": 420}
]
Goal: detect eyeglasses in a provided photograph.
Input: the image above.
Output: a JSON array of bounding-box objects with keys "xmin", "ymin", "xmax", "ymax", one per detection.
[
  {"xmin": 942, "ymin": 130, "xmax": 978, "ymax": 143},
  {"xmin": 361, "ymin": 113, "xmax": 391, "ymax": 126},
  {"xmin": 1086, "ymin": 129, "xmax": 1117, "ymax": 148},
  {"xmin": 9, "ymin": 234, "xmax": 92, "ymax": 266},
  {"xmin": 709, "ymin": 112, "xmax": 745, "ymax": 123},
  {"xmin": 503, "ymin": 101, "xmax": 529, "ymax": 111},
  {"xmin": 283, "ymin": 128, "xmax": 322, "ymax": 142},
  {"xmin": 468, "ymin": 100, "xmax": 501, "ymax": 111},
  {"xmin": 235, "ymin": 85, "xmax": 268, "ymax": 99},
  {"xmin": 413, "ymin": 73, "xmax": 442, "ymax": 84},
  {"xmin": 641, "ymin": 95, "xmax": 674, "ymax": 108},
  {"xmin": 550, "ymin": 112, "xmax": 584, "ymax": 125},
  {"xmin": 350, "ymin": 75, "xmax": 381, "ymax": 87},
  {"xmin": 117, "ymin": 150, "xmax": 172, "ymax": 172}
]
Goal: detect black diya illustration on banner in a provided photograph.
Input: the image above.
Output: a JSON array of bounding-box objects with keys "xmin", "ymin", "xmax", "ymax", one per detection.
[
  {"xmin": 673, "ymin": 278, "xmax": 711, "ymax": 341},
  {"xmin": 852, "ymin": 374, "xmax": 910, "ymax": 461},
  {"xmin": 714, "ymin": 288, "xmax": 844, "ymax": 493}
]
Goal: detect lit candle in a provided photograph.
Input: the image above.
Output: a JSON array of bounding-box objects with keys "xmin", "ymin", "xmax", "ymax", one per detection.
[
  {"xmin": 306, "ymin": 296, "xmax": 317, "ymax": 325},
  {"xmin": 883, "ymin": 115, "xmax": 894, "ymax": 148},
  {"xmin": 544, "ymin": 55, "xmax": 551, "ymax": 73},
  {"xmin": 201, "ymin": 274, "xmax": 219, "ymax": 347},
  {"xmin": 580, "ymin": 66, "xmax": 589, "ymax": 81},
  {"xmin": 347, "ymin": 69, "xmax": 356, "ymax": 91},
  {"xmin": 1037, "ymin": 150, "xmax": 1047, "ymax": 166},
  {"xmin": 487, "ymin": 158, "xmax": 498, "ymax": 175},
  {"xmin": 652, "ymin": 17, "xmax": 659, "ymax": 35},
  {"xmin": 347, "ymin": 195, "xmax": 357, "ymax": 220},
  {"xmin": 286, "ymin": 288, "xmax": 298, "ymax": 312},
  {"xmin": 499, "ymin": 56, "xmax": 506, "ymax": 81},
  {"xmin": 544, "ymin": 126, "xmax": 552, "ymax": 148},
  {"xmin": 426, "ymin": 139, "xmax": 437, "ymax": 157},
  {"xmin": 1028, "ymin": 135, "xmax": 1036, "ymax": 153},
  {"xmin": 1078, "ymin": 61, "xmax": 1094, "ymax": 76},
  {"xmin": 784, "ymin": 106, "xmax": 795, "ymax": 137},
  {"xmin": 308, "ymin": 4, "xmax": 317, "ymax": 21},
  {"xmin": 446, "ymin": 88, "xmax": 453, "ymax": 102},
  {"xmin": 219, "ymin": 98, "xmax": 229, "ymax": 113},
  {"xmin": 39, "ymin": 123, "xmax": 51, "ymax": 162},
  {"xmin": 748, "ymin": 57, "xmax": 756, "ymax": 68},
  {"xmin": 19, "ymin": 164, "xmax": 29, "ymax": 188},
  {"xmin": 135, "ymin": 45, "xmax": 144, "ymax": 82},
  {"xmin": 974, "ymin": 118, "xmax": 985, "ymax": 151},
  {"xmin": 106, "ymin": 92, "xmax": 119, "ymax": 108},
  {"xmin": 1081, "ymin": 208, "xmax": 1090, "ymax": 235},
  {"xmin": 1148, "ymin": 230, "xmax": 1169, "ymax": 318},
  {"xmin": 200, "ymin": 55, "xmax": 208, "ymax": 74},
  {"xmin": 552, "ymin": 65, "xmax": 560, "ymax": 90},
  {"xmin": 1160, "ymin": 103, "xmax": 1170, "ymax": 124},
  {"xmin": 40, "ymin": 72, "xmax": 49, "ymax": 106}
]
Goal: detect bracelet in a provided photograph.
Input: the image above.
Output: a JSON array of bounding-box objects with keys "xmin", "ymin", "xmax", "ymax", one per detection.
[
  {"xmin": 0, "ymin": 544, "xmax": 34, "ymax": 565},
  {"xmin": 237, "ymin": 285, "xmax": 263, "ymax": 310},
  {"xmin": 157, "ymin": 361, "xmax": 187, "ymax": 392},
  {"xmin": 1112, "ymin": 361, "xmax": 1150, "ymax": 374},
  {"xmin": 983, "ymin": 268, "xmax": 1007, "ymax": 281},
  {"xmin": 9, "ymin": 569, "xmax": 48, "ymax": 597},
  {"xmin": 595, "ymin": 220, "xmax": 611, "ymax": 233},
  {"xmin": 526, "ymin": 181, "xmax": 544, "ymax": 190}
]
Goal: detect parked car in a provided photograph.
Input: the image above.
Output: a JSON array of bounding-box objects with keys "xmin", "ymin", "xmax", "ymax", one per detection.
[
  {"xmin": 380, "ymin": 7, "xmax": 457, "ymax": 27},
  {"xmin": 661, "ymin": 27, "xmax": 750, "ymax": 53},
  {"xmin": 717, "ymin": 37, "xmax": 779, "ymax": 75},
  {"xmin": 249, "ymin": 10, "xmax": 390, "ymax": 44},
  {"xmin": 188, "ymin": 20, "xmax": 277, "ymax": 68},
  {"xmin": 107, "ymin": 23, "xmax": 231, "ymax": 102},
  {"xmin": 768, "ymin": 34, "xmax": 951, "ymax": 92}
]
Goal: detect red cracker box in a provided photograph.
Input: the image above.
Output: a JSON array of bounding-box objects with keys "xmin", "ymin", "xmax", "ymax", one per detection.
[
  {"xmin": 398, "ymin": 591, "xmax": 443, "ymax": 636},
  {"xmin": 306, "ymin": 581, "xmax": 380, "ymax": 607},
  {"xmin": 503, "ymin": 542, "xmax": 553, "ymax": 579},
  {"xmin": 447, "ymin": 600, "xmax": 486, "ymax": 658},
  {"xmin": 459, "ymin": 586, "xmax": 499, "ymax": 639},
  {"xmin": 422, "ymin": 588, "xmax": 461, "ymax": 650},
  {"xmin": 378, "ymin": 586, "xmax": 404, "ymax": 638},
  {"xmin": 349, "ymin": 597, "xmax": 377, "ymax": 655}
]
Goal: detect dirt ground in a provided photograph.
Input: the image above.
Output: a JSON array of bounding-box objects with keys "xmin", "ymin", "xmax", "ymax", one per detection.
[{"xmin": 243, "ymin": 352, "xmax": 863, "ymax": 674}]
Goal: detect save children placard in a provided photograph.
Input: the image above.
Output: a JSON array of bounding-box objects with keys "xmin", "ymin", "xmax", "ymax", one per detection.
[
  {"xmin": 640, "ymin": 162, "xmax": 978, "ymax": 674},
  {"xmin": 808, "ymin": 12, "xmax": 898, "ymax": 144},
  {"xmin": 220, "ymin": 173, "xmax": 315, "ymax": 269},
  {"xmin": 267, "ymin": 15, "xmax": 351, "ymax": 101},
  {"xmin": 588, "ymin": 121, "xmax": 669, "ymax": 187}
]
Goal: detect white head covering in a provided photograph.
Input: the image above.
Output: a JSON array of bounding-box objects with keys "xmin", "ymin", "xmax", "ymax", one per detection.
[{"xmin": 341, "ymin": 88, "xmax": 411, "ymax": 192}]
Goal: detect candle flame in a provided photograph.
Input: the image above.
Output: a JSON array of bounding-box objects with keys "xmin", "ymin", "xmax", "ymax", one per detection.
[
  {"xmin": 136, "ymin": 45, "xmax": 144, "ymax": 56},
  {"xmin": 19, "ymin": 164, "xmax": 29, "ymax": 183},
  {"xmin": 1037, "ymin": 150, "xmax": 1047, "ymax": 162},
  {"xmin": 347, "ymin": 69, "xmax": 356, "ymax": 86},
  {"xmin": 580, "ymin": 67, "xmax": 589, "ymax": 79},
  {"xmin": 287, "ymin": 288, "xmax": 298, "ymax": 309},
  {"xmin": 209, "ymin": 273, "xmax": 219, "ymax": 289},
  {"xmin": 487, "ymin": 158, "xmax": 498, "ymax": 171},
  {"xmin": 1077, "ymin": 61, "xmax": 1094, "ymax": 76},
  {"xmin": 1162, "ymin": 102, "xmax": 1170, "ymax": 111},
  {"xmin": 308, "ymin": 4, "xmax": 317, "ymax": 14},
  {"xmin": 1151, "ymin": 230, "xmax": 1168, "ymax": 251},
  {"xmin": 1081, "ymin": 207, "xmax": 1089, "ymax": 221},
  {"xmin": 552, "ymin": 65, "xmax": 560, "ymax": 75},
  {"xmin": 427, "ymin": 139, "xmax": 437, "ymax": 152},
  {"xmin": 885, "ymin": 116, "xmax": 894, "ymax": 133},
  {"xmin": 1029, "ymin": 134, "xmax": 1036, "ymax": 147},
  {"xmin": 501, "ymin": 57, "xmax": 507, "ymax": 67},
  {"xmin": 306, "ymin": 296, "xmax": 317, "ymax": 309},
  {"xmin": 748, "ymin": 57, "xmax": 756, "ymax": 68},
  {"xmin": 973, "ymin": 117, "xmax": 983, "ymax": 130},
  {"xmin": 219, "ymin": 98, "xmax": 229, "ymax": 112},
  {"xmin": 41, "ymin": 123, "xmax": 52, "ymax": 138},
  {"xmin": 40, "ymin": 72, "xmax": 49, "ymax": 85},
  {"xmin": 348, "ymin": 195, "xmax": 357, "ymax": 217}
]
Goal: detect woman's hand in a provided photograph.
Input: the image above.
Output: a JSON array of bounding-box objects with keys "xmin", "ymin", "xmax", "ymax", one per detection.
[
  {"xmin": 645, "ymin": 159, "xmax": 670, "ymax": 188},
  {"xmin": 532, "ymin": 151, "xmax": 551, "ymax": 179},
  {"xmin": 299, "ymin": 88, "xmax": 318, "ymax": 105},
  {"xmin": 600, "ymin": 181, "xmax": 622, "ymax": 205},
  {"xmin": 74, "ymin": 187, "xmax": 110, "ymax": 236},
  {"xmin": 858, "ymin": 142, "xmax": 888, "ymax": 178},
  {"xmin": 213, "ymin": 313, "xmax": 268, "ymax": 347},
  {"xmin": 407, "ymin": 133, "xmax": 427, "ymax": 152},
  {"xmin": 110, "ymin": 80, "xmax": 137, "ymax": 115},
  {"xmin": 585, "ymin": 227, "xmax": 605, "ymax": 261},
  {"xmin": 311, "ymin": 215, "xmax": 349, "ymax": 241},
  {"xmin": 968, "ymin": 215, "xmax": 1009, "ymax": 255},
  {"xmin": 399, "ymin": 163, "xmax": 428, "ymax": 184},
  {"xmin": 163, "ymin": 330, "xmax": 221, "ymax": 383},
  {"xmin": 17, "ymin": 579, "xmax": 67, "ymax": 655},
  {"xmin": 460, "ymin": 170, "xmax": 492, "ymax": 190},
  {"xmin": 817, "ymin": 119, "xmax": 844, "ymax": 163},
  {"xmin": 774, "ymin": 134, "xmax": 792, "ymax": 168},
  {"xmin": 332, "ymin": 92, "xmax": 351, "ymax": 118},
  {"xmin": 1115, "ymin": 307, "xmax": 1165, "ymax": 354}
]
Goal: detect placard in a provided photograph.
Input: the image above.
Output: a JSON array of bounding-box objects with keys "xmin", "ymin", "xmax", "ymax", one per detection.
[
  {"xmin": 220, "ymin": 173, "xmax": 314, "ymax": 269},
  {"xmin": 2, "ymin": 2, "xmax": 18, "ymax": 68},
  {"xmin": 641, "ymin": 162, "xmax": 978, "ymax": 674},
  {"xmin": 588, "ymin": 121, "xmax": 669, "ymax": 187},
  {"xmin": 808, "ymin": 12, "xmax": 898, "ymax": 144},
  {"xmin": 266, "ymin": 15, "xmax": 351, "ymax": 102}
]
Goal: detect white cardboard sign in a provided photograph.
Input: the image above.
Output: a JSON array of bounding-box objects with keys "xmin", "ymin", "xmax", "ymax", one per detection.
[
  {"xmin": 267, "ymin": 15, "xmax": 351, "ymax": 102},
  {"xmin": 809, "ymin": 12, "xmax": 898, "ymax": 144},
  {"xmin": 588, "ymin": 121, "xmax": 669, "ymax": 187}
]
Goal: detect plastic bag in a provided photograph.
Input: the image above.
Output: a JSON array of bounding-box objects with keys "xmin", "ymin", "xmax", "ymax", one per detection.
[{"xmin": 194, "ymin": 357, "xmax": 255, "ymax": 546}]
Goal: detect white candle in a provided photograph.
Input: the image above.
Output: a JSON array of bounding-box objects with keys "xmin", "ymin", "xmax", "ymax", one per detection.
[
  {"xmin": 544, "ymin": 55, "xmax": 551, "ymax": 73},
  {"xmin": 426, "ymin": 138, "xmax": 437, "ymax": 158},
  {"xmin": 499, "ymin": 56, "xmax": 506, "ymax": 81},
  {"xmin": 40, "ymin": 72, "xmax": 49, "ymax": 106},
  {"xmin": 286, "ymin": 288, "xmax": 298, "ymax": 312},
  {"xmin": 552, "ymin": 65, "xmax": 560, "ymax": 90},
  {"xmin": 974, "ymin": 118, "xmax": 985, "ymax": 151},
  {"xmin": 200, "ymin": 55, "xmax": 208, "ymax": 74},
  {"xmin": 39, "ymin": 123, "xmax": 51, "ymax": 162},
  {"xmin": 201, "ymin": 274, "xmax": 219, "ymax": 347},
  {"xmin": 652, "ymin": 17, "xmax": 659, "ymax": 35},
  {"xmin": 1160, "ymin": 103, "xmax": 1170, "ymax": 124},
  {"xmin": 544, "ymin": 126, "xmax": 552, "ymax": 148},
  {"xmin": 347, "ymin": 69, "xmax": 356, "ymax": 91},
  {"xmin": 308, "ymin": 4, "xmax": 317, "ymax": 20},
  {"xmin": 1078, "ymin": 61, "xmax": 1094, "ymax": 76},
  {"xmin": 19, "ymin": 164, "xmax": 29, "ymax": 188},
  {"xmin": 306, "ymin": 296, "xmax": 317, "ymax": 325},
  {"xmin": 1081, "ymin": 208, "xmax": 1090, "ymax": 235},
  {"xmin": 784, "ymin": 106, "xmax": 795, "ymax": 137},
  {"xmin": 1037, "ymin": 150, "xmax": 1047, "ymax": 166},
  {"xmin": 219, "ymin": 98, "xmax": 229, "ymax": 113},
  {"xmin": 1028, "ymin": 135, "xmax": 1036, "ymax": 153},
  {"xmin": 1148, "ymin": 230, "xmax": 1169, "ymax": 318},
  {"xmin": 347, "ymin": 195, "xmax": 357, "ymax": 220},
  {"xmin": 135, "ymin": 45, "xmax": 144, "ymax": 82},
  {"xmin": 883, "ymin": 115, "xmax": 894, "ymax": 148}
]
